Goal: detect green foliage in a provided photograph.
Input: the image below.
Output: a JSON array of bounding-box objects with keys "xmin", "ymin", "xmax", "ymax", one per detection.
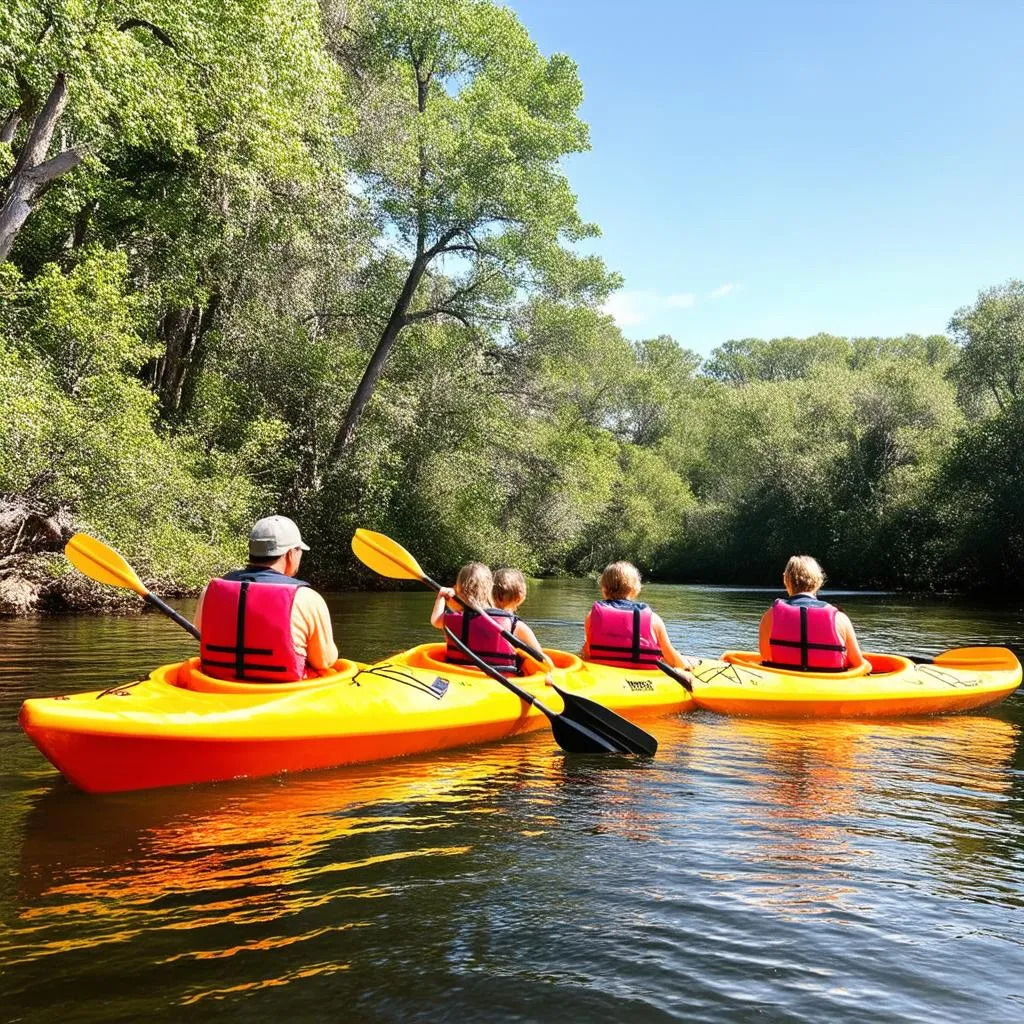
[{"xmin": 1, "ymin": 0, "xmax": 1021, "ymax": 605}]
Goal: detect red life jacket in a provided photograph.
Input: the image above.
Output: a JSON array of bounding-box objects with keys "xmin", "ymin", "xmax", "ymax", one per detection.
[
  {"xmin": 587, "ymin": 600, "xmax": 663, "ymax": 668},
  {"xmin": 767, "ymin": 595, "xmax": 848, "ymax": 671},
  {"xmin": 444, "ymin": 608, "xmax": 521, "ymax": 675},
  {"xmin": 199, "ymin": 570, "xmax": 310, "ymax": 682}
]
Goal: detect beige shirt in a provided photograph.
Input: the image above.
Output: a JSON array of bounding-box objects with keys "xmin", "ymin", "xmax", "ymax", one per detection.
[{"xmin": 194, "ymin": 584, "xmax": 339, "ymax": 672}]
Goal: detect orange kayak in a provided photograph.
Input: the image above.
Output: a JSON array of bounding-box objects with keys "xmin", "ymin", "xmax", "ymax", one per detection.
[
  {"xmin": 687, "ymin": 647, "xmax": 1022, "ymax": 718},
  {"xmin": 18, "ymin": 644, "xmax": 693, "ymax": 793}
]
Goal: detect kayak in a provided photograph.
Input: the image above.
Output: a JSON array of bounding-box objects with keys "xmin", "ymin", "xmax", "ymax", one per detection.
[
  {"xmin": 687, "ymin": 648, "xmax": 1022, "ymax": 718},
  {"xmin": 18, "ymin": 644, "xmax": 694, "ymax": 793}
]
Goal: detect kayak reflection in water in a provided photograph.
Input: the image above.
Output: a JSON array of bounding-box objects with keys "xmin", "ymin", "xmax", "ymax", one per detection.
[
  {"xmin": 194, "ymin": 515, "xmax": 340, "ymax": 682},
  {"xmin": 758, "ymin": 555, "xmax": 865, "ymax": 672}
]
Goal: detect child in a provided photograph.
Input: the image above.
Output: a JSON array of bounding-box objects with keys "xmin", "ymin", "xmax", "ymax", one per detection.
[
  {"xmin": 492, "ymin": 567, "xmax": 553, "ymax": 676},
  {"xmin": 431, "ymin": 563, "xmax": 550, "ymax": 676},
  {"xmin": 583, "ymin": 561, "xmax": 697, "ymax": 671}
]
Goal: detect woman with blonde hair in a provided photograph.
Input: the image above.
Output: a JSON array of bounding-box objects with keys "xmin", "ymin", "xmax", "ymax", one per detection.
[{"xmin": 758, "ymin": 555, "xmax": 865, "ymax": 671}]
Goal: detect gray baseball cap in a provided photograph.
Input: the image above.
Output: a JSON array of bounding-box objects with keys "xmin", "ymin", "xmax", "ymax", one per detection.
[{"xmin": 248, "ymin": 515, "xmax": 310, "ymax": 558}]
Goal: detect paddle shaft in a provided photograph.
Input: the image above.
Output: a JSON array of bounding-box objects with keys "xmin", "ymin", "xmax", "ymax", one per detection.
[
  {"xmin": 144, "ymin": 591, "xmax": 200, "ymax": 641},
  {"xmin": 423, "ymin": 570, "xmax": 549, "ymax": 667},
  {"xmin": 655, "ymin": 659, "xmax": 694, "ymax": 692},
  {"xmin": 443, "ymin": 626, "xmax": 557, "ymax": 718}
]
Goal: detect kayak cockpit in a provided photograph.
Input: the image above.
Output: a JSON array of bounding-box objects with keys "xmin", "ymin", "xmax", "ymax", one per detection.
[
  {"xmin": 721, "ymin": 651, "xmax": 913, "ymax": 678},
  {"xmin": 174, "ymin": 657, "xmax": 363, "ymax": 694},
  {"xmin": 397, "ymin": 643, "xmax": 582, "ymax": 678}
]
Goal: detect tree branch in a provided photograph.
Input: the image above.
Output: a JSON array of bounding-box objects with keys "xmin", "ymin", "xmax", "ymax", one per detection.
[{"xmin": 118, "ymin": 19, "xmax": 178, "ymax": 49}]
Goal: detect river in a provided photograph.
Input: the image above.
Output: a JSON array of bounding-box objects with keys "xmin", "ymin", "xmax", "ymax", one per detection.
[{"xmin": 2, "ymin": 581, "xmax": 1023, "ymax": 1022}]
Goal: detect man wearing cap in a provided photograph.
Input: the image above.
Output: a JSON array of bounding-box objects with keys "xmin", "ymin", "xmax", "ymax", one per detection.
[{"xmin": 194, "ymin": 516, "xmax": 339, "ymax": 682}]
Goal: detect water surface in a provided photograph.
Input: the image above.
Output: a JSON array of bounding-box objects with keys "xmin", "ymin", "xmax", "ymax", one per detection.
[{"xmin": 2, "ymin": 582, "xmax": 1023, "ymax": 1022}]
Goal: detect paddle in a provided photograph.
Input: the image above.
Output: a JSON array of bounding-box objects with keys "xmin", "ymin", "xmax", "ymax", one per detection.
[
  {"xmin": 908, "ymin": 646, "xmax": 1019, "ymax": 671},
  {"xmin": 655, "ymin": 659, "xmax": 694, "ymax": 693},
  {"xmin": 64, "ymin": 533, "xmax": 200, "ymax": 640},
  {"xmin": 352, "ymin": 528, "xmax": 550, "ymax": 669},
  {"xmin": 443, "ymin": 626, "xmax": 657, "ymax": 756}
]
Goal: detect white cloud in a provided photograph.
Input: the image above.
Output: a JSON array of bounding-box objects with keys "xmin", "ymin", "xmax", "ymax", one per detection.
[
  {"xmin": 708, "ymin": 282, "xmax": 737, "ymax": 299},
  {"xmin": 602, "ymin": 289, "xmax": 697, "ymax": 327}
]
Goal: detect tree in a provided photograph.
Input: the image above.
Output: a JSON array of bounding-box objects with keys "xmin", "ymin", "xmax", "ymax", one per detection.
[
  {"xmin": 948, "ymin": 279, "xmax": 1024, "ymax": 415},
  {"xmin": 328, "ymin": 0, "xmax": 615, "ymax": 458}
]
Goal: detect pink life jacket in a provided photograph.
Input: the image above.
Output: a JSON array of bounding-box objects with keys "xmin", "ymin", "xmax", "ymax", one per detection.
[
  {"xmin": 587, "ymin": 600, "xmax": 663, "ymax": 668},
  {"xmin": 444, "ymin": 608, "xmax": 521, "ymax": 675},
  {"xmin": 767, "ymin": 595, "xmax": 848, "ymax": 671},
  {"xmin": 199, "ymin": 576, "xmax": 309, "ymax": 682}
]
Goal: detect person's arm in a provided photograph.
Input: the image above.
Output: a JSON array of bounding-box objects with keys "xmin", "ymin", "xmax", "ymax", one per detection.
[
  {"xmin": 758, "ymin": 608, "xmax": 773, "ymax": 661},
  {"xmin": 837, "ymin": 612, "xmax": 865, "ymax": 669},
  {"xmin": 301, "ymin": 589, "xmax": 339, "ymax": 671},
  {"xmin": 430, "ymin": 588, "xmax": 456, "ymax": 629},
  {"xmin": 581, "ymin": 609, "xmax": 592, "ymax": 658},
  {"xmin": 193, "ymin": 584, "xmax": 208, "ymax": 630},
  {"xmin": 514, "ymin": 620, "xmax": 554, "ymax": 673},
  {"xmin": 652, "ymin": 613, "xmax": 699, "ymax": 670}
]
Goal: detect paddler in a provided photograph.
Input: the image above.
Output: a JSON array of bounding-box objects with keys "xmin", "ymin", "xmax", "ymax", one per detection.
[
  {"xmin": 431, "ymin": 562, "xmax": 550, "ymax": 676},
  {"xmin": 194, "ymin": 515, "xmax": 339, "ymax": 682},
  {"xmin": 583, "ymin": 561, "xmax": 698, "ymax": 673},
  {"xmin": 758, "ymin": 555, "xmax": 865, "ymax": 671}
]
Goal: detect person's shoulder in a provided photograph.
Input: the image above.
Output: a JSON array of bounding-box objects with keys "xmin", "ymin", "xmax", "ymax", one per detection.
[{"xmin": 295, "ymin": 586, "xmax": 330, "ymax": 611}]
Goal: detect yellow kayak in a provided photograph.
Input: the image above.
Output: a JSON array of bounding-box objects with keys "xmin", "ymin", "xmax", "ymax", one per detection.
[
  {"xmin": 687, "ymin": 647, "xmax": 1022, "ymax": 718},
  {"xmin": 19, "ymin": 644, "xmax": 693, "ymax": 793}
]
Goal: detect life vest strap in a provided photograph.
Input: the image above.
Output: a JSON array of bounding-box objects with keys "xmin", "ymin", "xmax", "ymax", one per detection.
[{"xmin": 201, "ymin": 658, "xmax": 290, "ymax": 673}]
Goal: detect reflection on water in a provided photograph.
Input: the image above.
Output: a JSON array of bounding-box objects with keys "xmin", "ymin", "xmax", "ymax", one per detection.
[{"xmin": 2, "ymin": 583, "xmax": 1024, "ymax": 1022}]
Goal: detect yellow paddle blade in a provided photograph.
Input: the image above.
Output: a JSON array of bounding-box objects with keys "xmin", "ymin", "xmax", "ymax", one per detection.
[
  {"xmin": 65, "ymin": 534, "xmax": 149, "ymax": 596},
  {"xmin": 351, "ymin": 529, "xmax": 425, "ymax": 582},
  {"xmin": 933, "ymin": 646, "xmax": 1020, "ymax": 672}
]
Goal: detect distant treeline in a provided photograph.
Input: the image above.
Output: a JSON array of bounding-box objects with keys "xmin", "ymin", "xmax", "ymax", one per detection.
[{"xmin": 1, "ymin": 0, "xmax": 1021, "ymax": 611}]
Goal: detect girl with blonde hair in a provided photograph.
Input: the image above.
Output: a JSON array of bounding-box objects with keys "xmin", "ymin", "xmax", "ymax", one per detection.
[{"xmin": 582, "ymin": 561, "xmax": 698, "ymax": 672}]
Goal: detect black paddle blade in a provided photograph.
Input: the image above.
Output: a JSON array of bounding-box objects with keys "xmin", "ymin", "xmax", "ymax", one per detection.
[
  {"xmin": 551, "ymin": 684, "xmax": 659, "ymax": 757},
  {"xmin": 549, "ymin": 712, "xmax": 625, "ymax": 754}
]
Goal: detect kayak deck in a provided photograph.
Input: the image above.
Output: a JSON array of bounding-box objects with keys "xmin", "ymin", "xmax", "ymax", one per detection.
[{"xmin": 690, "ymin": 649, "xmax": 1022, "ymax": 718}]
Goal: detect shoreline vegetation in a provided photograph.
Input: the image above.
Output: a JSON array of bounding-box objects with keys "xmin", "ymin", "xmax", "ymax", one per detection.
[{"xmin": 2, "ymin": 0, "xmax": 1023, "ymax": 616}]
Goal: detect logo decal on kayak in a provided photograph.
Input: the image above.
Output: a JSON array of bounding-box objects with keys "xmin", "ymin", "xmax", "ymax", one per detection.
[
  {"xmin": 429, "ymin": 676, "xmax": 450, "ymax": 697},
  {"xmin": 625, "ymin": 679, "xmax": 655, "ymax": 691}
]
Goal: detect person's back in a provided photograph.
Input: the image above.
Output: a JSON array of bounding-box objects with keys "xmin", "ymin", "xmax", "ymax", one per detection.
[
  {"xmin": 431, "ymin": 562, "xmax": 519, "ymax": 674},
  {"xmin": 583, "ymin": 561, "xmax": 698, "ymax": 672},
  {"xmin": 491, "ymin": 568, "xmax": 550, "ymax": 676},
  {"xmin": 759, "ymin": 555, "xmax": 864, "ymax": 671},
  {"xmin": 195, "ymin": 515, "xmax": 339, "ymax": 682}
]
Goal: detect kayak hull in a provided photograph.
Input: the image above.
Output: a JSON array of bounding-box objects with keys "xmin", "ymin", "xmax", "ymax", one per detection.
[
  {"xmin": 689, "ymin": 650, "xmax": 1022, "ymax": 718},
  {"xmin": 18, "ymin": 645, "xmax": 693, "ymax": 793}
]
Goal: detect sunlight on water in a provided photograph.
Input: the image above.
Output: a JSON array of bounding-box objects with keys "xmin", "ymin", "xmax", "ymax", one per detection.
[{"xmin": 2, "ymin": 583, "xmax": 1023, "ymax": 1022}]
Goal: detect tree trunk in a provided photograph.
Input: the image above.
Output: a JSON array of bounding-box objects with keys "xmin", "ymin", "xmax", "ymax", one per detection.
[
  {"xmin": 0, "ymin": 73, "xmax": 82, "ymax": 262},
  {"xmin": 151, "ymin": 293, "xmax": 221, "ymax": 421},
  {"xmin": 328, "ymin": 253, "xmax": 429, "ymax": 461}
]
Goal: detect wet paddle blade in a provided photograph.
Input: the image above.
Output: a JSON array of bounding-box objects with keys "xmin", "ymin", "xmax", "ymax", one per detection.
[
  {"xmin": 549, "ymin": 713, "xmax": 623, "ymax": 754},
  {"xmin": 351, "ymin": 529, "xmax": 426, "ymax": 582},
  {"xmin": 65, "ymin": 534, "xmax": 148, "ymax": 596},
  {"xmin": 552, "ymin": 684, "xmax": 659, "ymax": 756},
  {"xmin": 443, "ymin": 626, "xmax": 641, "ymax": 756},
  {"xmin": 931, "ymin": 646, "xmax": 1020, "ymax": 672}
]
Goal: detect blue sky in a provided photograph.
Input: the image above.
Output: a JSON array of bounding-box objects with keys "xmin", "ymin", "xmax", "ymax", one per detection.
[{"xmin": 506, "ymin": 0, "xmax": 1024, "ymax": 355}]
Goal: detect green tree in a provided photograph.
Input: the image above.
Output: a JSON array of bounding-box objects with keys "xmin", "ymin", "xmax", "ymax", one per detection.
[{"xmin": 329, "ymin": 0, "xmax": 615, "ymax": 457}]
